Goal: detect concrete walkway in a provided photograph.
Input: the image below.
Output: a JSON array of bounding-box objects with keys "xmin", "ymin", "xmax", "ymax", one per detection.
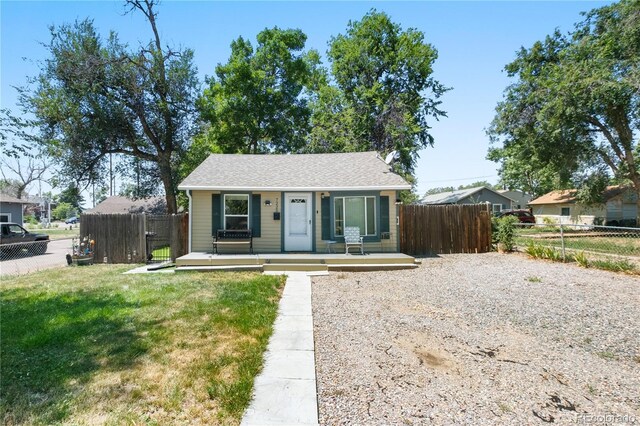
[{"xmin": 241, "ymin": 272, "xmax": 319, "ymax": 425}]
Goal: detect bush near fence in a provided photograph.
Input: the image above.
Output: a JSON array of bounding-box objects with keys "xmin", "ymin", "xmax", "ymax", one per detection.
[{"xmin": 514, "ymin": 222, "xmax": 640, "ymax": 269}]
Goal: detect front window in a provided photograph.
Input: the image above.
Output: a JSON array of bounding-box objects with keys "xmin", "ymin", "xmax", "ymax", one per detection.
[
  {"xmin": 334, "ymin": 196, "xmax": 376, "ymax": 237},
  {"xmin": 493, "ymin": 204, "xmax": 502, "ymax": 213},
  {"xmin": 224, "ymin": 194, "xmax": 249, "ymax": 230},
  {"xmin": 560, "ymin": 207, "xmax": 570, "ymax": 217}
]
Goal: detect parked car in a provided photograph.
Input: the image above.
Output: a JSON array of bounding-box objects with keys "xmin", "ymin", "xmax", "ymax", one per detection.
[
  {"xmin": 0, "ymin": 222, "xmax": 50, "ymax": 255},
  {"xmin": 495, "ymin": 209, "xmax": 536, "ymax": 224},
  {"xmin": 65, "ymin": 216, "xmax": 79, "ymax": 224}
]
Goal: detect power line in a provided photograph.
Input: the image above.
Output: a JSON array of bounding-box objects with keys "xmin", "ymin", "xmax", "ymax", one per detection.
[{"xmin": 422, "ymin": 174, "xmax": 498, "ymax": 184}]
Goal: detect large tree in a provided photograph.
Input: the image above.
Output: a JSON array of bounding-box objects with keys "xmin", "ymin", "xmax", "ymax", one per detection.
[
  {"xmin": 22, "ymin": 0, "xmax": 199, "ymax": 213},
  {"xmin": 314, "ymin": 10, "xmax": 448, "ymax": 177},
  {"xmin": 488, "ymin": 0, "xmax": 640, "ymax": 214},
  {"xmin": 196, "ymin": 28, "xmax": 321, "ymax": 155}
]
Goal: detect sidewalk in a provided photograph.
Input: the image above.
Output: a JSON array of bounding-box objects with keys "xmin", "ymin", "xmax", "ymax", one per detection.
[{"xmin": 241, "ymin": 272, "xmax": 319, "ymax": 425}]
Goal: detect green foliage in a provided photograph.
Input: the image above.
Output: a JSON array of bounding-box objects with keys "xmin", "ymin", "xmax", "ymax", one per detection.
[
  {"xmin": 22, "ymin": 2, "xmax": 199, "ymax": 214},
  {"xmin": 197, "ymin": 27, "xmax": 321, "ymax": 155},
  {"xmin": 574, "ymin": 251, "xmax": 590, "ymax": 268},
  {"xmin": 487, "ymin": 0, "xmax": 640, "ymax": 207},
  {"xmin": 590, "ymin": 258, "xmax": 637, "ymax": 273},
  {"xmin": 52, "ymin": 202, "xmax": 75, "ymax": 220},
  {"xmin": 314, "ymin": 10, "xmax": 448, "ymax": 177},
  {"xmin": 57, "ymin": 184, "xmax": 84, "ymax": 210},
  {"xmin": 24, "ymin": 215, "xmax": 38, "ymax": 225},
  {"xmin": 575, "ymin": 171, "xmax": 609, "ymax": 206},
  {"xmin": 495, "ymin": 216, "xmax": 518, "ymax": 251}
]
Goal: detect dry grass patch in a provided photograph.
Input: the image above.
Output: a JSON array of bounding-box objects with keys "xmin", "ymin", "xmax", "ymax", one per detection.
[{"xmin": 1, "ymin": 266, "xmax": 284, "ymax": 425}]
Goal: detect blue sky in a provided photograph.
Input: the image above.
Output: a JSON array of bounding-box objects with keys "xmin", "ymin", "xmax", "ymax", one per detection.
[{"xmin": 1, "ymin": 1, "xmax": 610, "ymax": 198}]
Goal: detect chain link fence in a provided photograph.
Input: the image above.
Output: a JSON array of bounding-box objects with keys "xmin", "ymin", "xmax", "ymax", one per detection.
[
  {"xmin": 514, "ymin": 223, "xmax": 640, "ymax": 269},
  {"xmin": 0, "ymin": 239, "xmax": 70, "ymax": 276}
]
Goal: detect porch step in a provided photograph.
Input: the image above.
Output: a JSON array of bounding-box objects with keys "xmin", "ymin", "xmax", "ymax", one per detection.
[
  {"xmin": 262, "ymin": 263, "xmax": 328, "ymax": 272},
  {"xmin": 327, "ymin": 263, "xmax": 419, "ymax": 272},
  {"xmin": 175, "ymin": 265, "xmax": 263, "ymax": 272},
  {"xmin": 324, "ymin": 256, "xmax": 416, "ymax": 265}
]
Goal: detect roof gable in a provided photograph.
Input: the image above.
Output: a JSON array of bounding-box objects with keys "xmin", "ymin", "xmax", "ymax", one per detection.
[
  {"xmin": 178, "ymin": 151, "xmax": 411, "ymax": 191},
  {"xmin": 420, "ymin": 186, "xmax": 514, "ymax": 205}
]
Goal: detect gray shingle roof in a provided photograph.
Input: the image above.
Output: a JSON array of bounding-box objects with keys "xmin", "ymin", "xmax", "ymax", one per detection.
[
  {"xmin": 178, "ymin": 151, "xmax": 411, "ymax": 191},
  {"xmin": 0, "ymin": 194, "xmax": 34, "ymax": 204},
  {"xmin": 420, "ymin": 186, "xmax": 514, "ymax": 205},
  {"xmin": 84, "ymin": 196, "xmax": 167, "ymax": 214}
]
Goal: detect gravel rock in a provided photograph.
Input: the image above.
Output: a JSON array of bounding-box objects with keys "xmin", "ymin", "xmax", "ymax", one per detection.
[{"xmin": 312, "ymin": 253, "xmax": 640, "ymax": 425}]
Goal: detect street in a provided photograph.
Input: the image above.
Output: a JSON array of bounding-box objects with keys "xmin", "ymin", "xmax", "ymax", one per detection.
[{"xmin": 0, "ymin": 239, "xmax": 72, "ymax": 277}]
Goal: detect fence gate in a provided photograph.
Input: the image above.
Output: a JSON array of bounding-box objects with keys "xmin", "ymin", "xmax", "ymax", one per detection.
[
  {"xmin": 146, "ymin": 215, "xmax": 171, "ymax": 263},
  {"xmin": 399, "ymin": 204, "xmax": 492, "ymax": 255}
]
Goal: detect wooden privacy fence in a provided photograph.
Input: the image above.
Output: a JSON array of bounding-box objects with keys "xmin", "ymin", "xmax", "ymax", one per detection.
[
  {"xmin": 399, "ymin": 204, "xmax": 492, "ymax": 255},
  {"xmin": 80, "ymin": 213, "xmax": 188, "ymax": 263}
]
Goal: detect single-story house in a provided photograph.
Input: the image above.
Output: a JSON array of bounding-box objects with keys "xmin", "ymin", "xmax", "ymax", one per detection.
[
  {"xmin": 178, "ymin": 151, "xmax": 411, "ymax": 254},
  {"xmin": 419, "ymin": 186, "xmax": 515, "ymax": 214},
  {"xmin": 529, "ymin": 185, "xmax": 638, "ymax": 226},
  {"xmin": 497, "ymin": 189, "xmax": 532, "ymax": 210},
  {"xmin": 0, "ymin": 194, "xmax": 34, "ymax": 224},
  {"xmin": 84, "ymin": 196, "xmax": 168, "ymax": 215}
]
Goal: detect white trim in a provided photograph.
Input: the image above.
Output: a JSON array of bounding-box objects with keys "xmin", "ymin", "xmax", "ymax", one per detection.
[
  {"xmin": 186, "ymin": 190, "xmax": 193, "ymax": 253},
  {"xmin": 178, "ymin": 185, "xmax": 411, "ymax": 191},
  {"xmin": 0, "ymin": 213, "xmax": 12, "ymax": 223}
]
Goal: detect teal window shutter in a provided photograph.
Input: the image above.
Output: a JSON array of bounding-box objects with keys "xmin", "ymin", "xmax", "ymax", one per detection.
[
  {"xmin": 212, "ymin": 194, "xmax": 222, "ymax": 235},
  {"xmin": 251, "ymin": 194, "xmax": 261, "ymax": 237},
  {"xmin": 321, "ymin": 196, "xmax": 330, "ymax": 240},
  {"xmin": 380, "ymin": 196, "xmax": 390, "ymax": 234}
]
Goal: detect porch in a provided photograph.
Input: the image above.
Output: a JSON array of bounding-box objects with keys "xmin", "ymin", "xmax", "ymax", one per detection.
[{"xmin": 175, "ymin": 252, "xmax": 419, "ymax": 272}]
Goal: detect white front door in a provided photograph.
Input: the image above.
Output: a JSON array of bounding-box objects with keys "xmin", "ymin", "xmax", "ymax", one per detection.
[{"xmin": 284, "ymin": 192, "xmax": 313, "ymax": 251}]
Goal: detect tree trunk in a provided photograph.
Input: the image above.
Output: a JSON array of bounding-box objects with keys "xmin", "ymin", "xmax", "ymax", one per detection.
[{"xmin": 158, "ymin": 154, "xmax": 177, "ymax": 214}]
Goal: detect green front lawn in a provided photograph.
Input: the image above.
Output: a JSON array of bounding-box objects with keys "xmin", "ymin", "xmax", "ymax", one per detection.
[{"xmin": 1, "ymin": 266, "xmax": 284, "ymax": 425}]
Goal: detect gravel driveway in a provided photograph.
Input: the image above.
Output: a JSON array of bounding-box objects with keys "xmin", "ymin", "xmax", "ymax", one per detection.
[{"xmin": 312, "ymin": 253, "xmax": 639, "ymax": 424}]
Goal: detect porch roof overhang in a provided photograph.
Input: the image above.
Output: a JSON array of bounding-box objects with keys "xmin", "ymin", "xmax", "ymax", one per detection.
[{"xmin": 178, "ymin": 185, "xmax": 411, "ymax": 192}]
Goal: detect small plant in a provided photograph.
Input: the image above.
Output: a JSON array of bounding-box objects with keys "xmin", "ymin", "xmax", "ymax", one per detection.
[
  {"xmin": 525, "ymin": 276, "xmax": 541, "ymax": 283},
  {"xmin": 525, "ymin": 242, "xmax": 545, "ymax": 259},
  {"xmin": 497, "ymin": 402, "xmax": 512, "ymax": 413},
  {"xmin": 574, "ymin": 251, "xmax": 589, "ymax": 268},
  {"xmin": 543, "ymin": 246, "xmax": 563, "ymax": 262},
  {"xmin": 590, "ymin": 258, "xmax": 637, "ymax": 274},
  {"xmin": 495, "ymin": 216, "xmax": 518, "ymax": 252},
  {"xmin": 596, "ymin": 351, "xmax": 616, "ymax": 360}
]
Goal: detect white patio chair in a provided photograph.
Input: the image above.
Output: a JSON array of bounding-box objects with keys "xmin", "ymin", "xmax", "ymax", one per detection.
[{"xmin": 344, "ymin": 226, "xmax": 364, "ymax": 255}]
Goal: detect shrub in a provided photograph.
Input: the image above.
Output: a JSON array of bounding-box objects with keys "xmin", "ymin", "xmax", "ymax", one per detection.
[
  {"xmin": 542, "ymin": 217, "xmax": 556, "ymax": 225},
  {"xmin": 495, "ymin": 216, "xmax": 518, "ymax": 252}
]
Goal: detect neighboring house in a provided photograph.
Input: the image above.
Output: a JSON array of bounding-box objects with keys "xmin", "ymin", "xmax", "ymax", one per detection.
[
  {"xmin": 529, "ymin": 185, "xmax": 638, "ymax": 226},
  {"xmin": 497, "ymin": 189, "xmax": 532, "ymax": 209},
  {"xmin": 84, "ymin": 196, "xmax": 168, "ymax": 215},
  {"xmin": 0, "ymin": 194, "xmax": 35, "ymax": 224},
  {"xmin": 419, "ymin": 186, "xmax": 515, "ymax": 214},
  {"xmin": 178, "ymin": 151, "xmax": 411, "ymax": 253}
]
